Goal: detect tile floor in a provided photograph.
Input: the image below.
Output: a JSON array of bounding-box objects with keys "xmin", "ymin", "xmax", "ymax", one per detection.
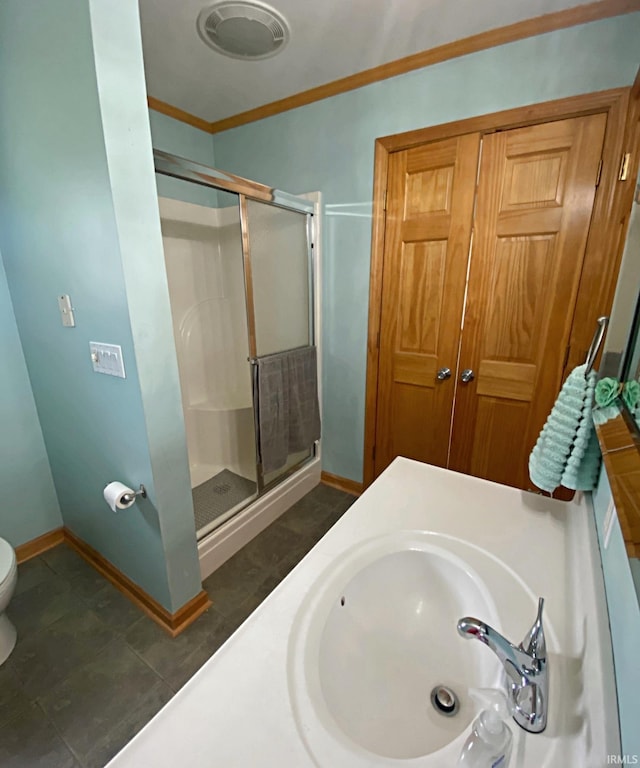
[{"xmin": 0, "ymin": 483, "xmax": 355, "ymax": 768}]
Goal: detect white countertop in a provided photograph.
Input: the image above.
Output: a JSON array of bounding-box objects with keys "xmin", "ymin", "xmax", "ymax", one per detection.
[{"xmin": 108, "ymin": 458, "xmax": 618, "ymax": 767}]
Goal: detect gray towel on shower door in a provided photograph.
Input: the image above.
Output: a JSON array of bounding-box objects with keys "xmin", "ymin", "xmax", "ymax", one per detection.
[{"xmin": 253, "ymin": 346, "xmax": 321, "ymax": 474}]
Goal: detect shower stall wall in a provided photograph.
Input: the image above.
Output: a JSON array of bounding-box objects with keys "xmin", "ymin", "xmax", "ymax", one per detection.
[
  {"xmin": 155, "ymin": 152, "xmax": 322, "ymax": 578},
  {"xmin": 160, "ymin": 193, "xmax": 258, "ymax": 539}
]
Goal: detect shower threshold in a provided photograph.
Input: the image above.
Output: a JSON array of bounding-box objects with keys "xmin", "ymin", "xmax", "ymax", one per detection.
[{"xmin": 193, "ymin": 468, "xmax": 258, "ymax": 539}]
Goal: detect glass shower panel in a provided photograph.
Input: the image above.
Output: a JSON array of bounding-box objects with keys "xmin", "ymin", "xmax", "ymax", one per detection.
[
  {"xmin": 245, "ymin": 199, "xmax": 311, "ymax": 357},
  {"xmin": 159, "ymin": 187, "xmax": 257, "ymax": 539},
  {"xmin": 243, "ymin": 198, "xmax": 315, "ymax": 488},
  {"xmin": 262, "ymin": 448, "xmax": 312, "ymax": 488}
]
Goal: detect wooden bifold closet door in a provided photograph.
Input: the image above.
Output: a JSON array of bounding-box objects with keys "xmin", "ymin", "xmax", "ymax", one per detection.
[
  {"xmin": 374, "ymin": 112, "xmax": 607, "ymax": 489},
  {"xmin": 374, "ymin": 134, "xmax": 480, "ymax": 477}
]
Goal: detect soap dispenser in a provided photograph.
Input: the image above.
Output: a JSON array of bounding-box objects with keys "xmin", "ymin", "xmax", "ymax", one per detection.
[{"xmin": 458, "ymin": 688, "xmax": 513, "ymax": 768}]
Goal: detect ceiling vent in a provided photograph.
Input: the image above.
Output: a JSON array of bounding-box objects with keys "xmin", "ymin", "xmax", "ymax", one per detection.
[{"xmin": 197, "ymin": 1, "xmax": 290, "ymax": 60}]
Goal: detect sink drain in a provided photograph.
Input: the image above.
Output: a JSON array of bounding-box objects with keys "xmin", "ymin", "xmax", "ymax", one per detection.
[{"xmin": 430, "ymin": 685, "xmax": 460, "ymax": 717}]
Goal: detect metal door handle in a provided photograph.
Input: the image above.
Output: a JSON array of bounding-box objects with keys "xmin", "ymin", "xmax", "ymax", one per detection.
[
  {"xmin": 437, "ymin": 367, "xmax": 452, "ymax": 380},
  {"xmin": 460, "ymin": 368, "xmax": 475, "ymax": 383}
]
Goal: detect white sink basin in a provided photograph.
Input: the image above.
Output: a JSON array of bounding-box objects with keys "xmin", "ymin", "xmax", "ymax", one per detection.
[
  {"xmin": 288, "ymin": 531, "xmax": 545, "ymax": 767},
  {"xmin": 319, "ymin": 547, "xmax": 500, "ymax": 757}
]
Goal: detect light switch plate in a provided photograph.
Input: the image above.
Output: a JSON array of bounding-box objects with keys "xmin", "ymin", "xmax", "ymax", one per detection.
[
  {"xmin": 57, "ymin": 294, "xmax": 76, "ymax": 327},
  {"xmin": 89, "ymin": 342, "xmax": 126, "ymax": 378},
  {"xmin": 603, "ymin": 497, "xmax": 617, "ymax": 550}
]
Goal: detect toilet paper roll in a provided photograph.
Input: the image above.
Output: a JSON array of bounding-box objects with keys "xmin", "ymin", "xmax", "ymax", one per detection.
[{"xmin": 103, "ymin": 482, "xmax": 136, "ymax": 512}]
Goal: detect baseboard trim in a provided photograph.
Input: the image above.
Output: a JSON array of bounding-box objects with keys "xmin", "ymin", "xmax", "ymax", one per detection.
[
  {"xmin": 320, "ymin": 471, "xmax": 363, "ymax": 496},
  {"xmin": 15, "ymin": 527, "xmax": 65, "ymax": 564},
  {"xmin": 63, "ymin": 528, "xmax": 211, "ymax": 637}
]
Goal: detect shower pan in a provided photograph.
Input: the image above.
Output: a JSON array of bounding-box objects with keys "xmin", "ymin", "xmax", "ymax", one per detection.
[{"xmin": 154, "ymin": 151, "xmax": 321, "ymax": 578}]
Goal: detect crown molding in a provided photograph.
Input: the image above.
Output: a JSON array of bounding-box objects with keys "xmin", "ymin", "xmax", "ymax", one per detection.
[{"xmin": 146, "ymin": 0, "xmax": 640, "ymax": 135}]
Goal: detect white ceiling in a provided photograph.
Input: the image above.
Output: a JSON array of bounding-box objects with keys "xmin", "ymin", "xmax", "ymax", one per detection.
[{"xmin": 138, "ymin": 0, "xmax": 598, "ymax": 124}]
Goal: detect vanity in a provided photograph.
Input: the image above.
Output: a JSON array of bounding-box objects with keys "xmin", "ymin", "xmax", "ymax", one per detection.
[{"xmin": 108, "ymin": 459, "xmax": 618, "ymax": 767}]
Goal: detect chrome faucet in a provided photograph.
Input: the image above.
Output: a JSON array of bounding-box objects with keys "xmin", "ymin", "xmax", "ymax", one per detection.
[{"xmin": 457, "ymin": 597, "xmax": 548, "ymax": 733}]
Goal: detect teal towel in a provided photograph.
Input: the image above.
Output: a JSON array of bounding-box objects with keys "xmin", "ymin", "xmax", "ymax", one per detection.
[
  {"xmin": 561, "ymin": 365, "xmax": 600, "ymax": 491},
  {"xmin": 561, "ymin": 410, "xmax": 600, "ymax": 491},
  {"xmin": 528, "ymin": 364, "xmax": 600, "ymax": 493}
]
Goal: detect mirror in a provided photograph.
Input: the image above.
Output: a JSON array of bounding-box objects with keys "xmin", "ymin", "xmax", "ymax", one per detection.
[
  {"xmin": 595, "ymin": 182, "xmax": 640, "ymax": 572},
  {"xmin": 622, "ymin": 296, "xmax": 640, "ymax": 386}
]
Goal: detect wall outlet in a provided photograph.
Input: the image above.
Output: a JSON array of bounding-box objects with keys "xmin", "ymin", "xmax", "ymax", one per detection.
[
  {"xmin": 603, "ymin": 497, "xmax": 617, "ymax": 550},
  {"xmin": 89, "ymin": 342, "xmax": 126, "ymax": 378}
]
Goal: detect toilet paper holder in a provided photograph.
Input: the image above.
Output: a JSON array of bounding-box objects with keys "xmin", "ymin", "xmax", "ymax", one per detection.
[{"xmin": 121, "ymin": 484, "xmax": 147, "ymax": 504}]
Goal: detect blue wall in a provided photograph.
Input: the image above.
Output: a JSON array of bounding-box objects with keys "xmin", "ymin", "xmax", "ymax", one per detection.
[
  {"xmin": 0, "ymin": 0, "xmax": 200, "ymax": 611},
  {"xmin": 149, "ymin": 110, "xmax": 218, "ymax": 207},
  {"xmin": 0, "ymin": 251, "xmax": 61, "ymax": 547},
  {"xmin": 89, "ymin": 0, "xmax": 202, "ymax": 609},
  {"xmin": 592, "ymin": 470, "xmax": 640, "ymax": 759},
  {"xmin": 210, "ymin": 14, "xmax": 640, "ymax": 484}
]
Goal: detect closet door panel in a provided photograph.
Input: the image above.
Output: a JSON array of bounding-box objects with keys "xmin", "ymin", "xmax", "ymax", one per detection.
[
  {"xmin": 469, "ymin": 398, "xmax": 530, "ymax": 488},
  {"xmin": 373, "ymin": 133, "xmax": 480, "ymax": 477},
  {"xmin": 449, "ymin": 113, "xmax": 607, "ymax": 489}
]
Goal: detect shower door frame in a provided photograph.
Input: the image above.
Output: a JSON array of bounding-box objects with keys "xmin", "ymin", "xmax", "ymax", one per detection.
[
  {"xmin": 154, "ymin": 150, "xmax": 315, "ymax": 214},
  {"xmin": 239, "ymin": 196, "xmax": 317, "ymax": 495},
  {"xmin": 154, "ymin": 150, "xmax": 320, "ymax": 521}
]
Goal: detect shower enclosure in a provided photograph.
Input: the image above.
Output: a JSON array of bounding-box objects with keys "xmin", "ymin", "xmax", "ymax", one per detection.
[{"xmin": 155, "ymin": 151, "xmax": 321, "ymax": 576}]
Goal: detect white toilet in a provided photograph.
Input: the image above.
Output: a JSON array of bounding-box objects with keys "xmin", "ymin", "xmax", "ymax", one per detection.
[{"xmin": 0, "ymin": 537, "xmax": 18, "ymax": 665}]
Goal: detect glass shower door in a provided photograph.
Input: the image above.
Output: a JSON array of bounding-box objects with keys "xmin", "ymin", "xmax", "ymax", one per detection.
[
  {"xmin": 240, "ymin": 197, "xmax": 316, "ymax": 490},
  {"xmin": 155, "ymin": 149, "xmax": 318, "ymax": 540}
]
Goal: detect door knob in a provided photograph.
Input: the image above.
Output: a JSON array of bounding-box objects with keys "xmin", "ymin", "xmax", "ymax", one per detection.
[
  {"xmin": 460, "ymin": 368, "xmax": 475, "ymax": 383},
  {"xmin": 437, "ymin": 367, "xmax": 452, "ymax": 380}
]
